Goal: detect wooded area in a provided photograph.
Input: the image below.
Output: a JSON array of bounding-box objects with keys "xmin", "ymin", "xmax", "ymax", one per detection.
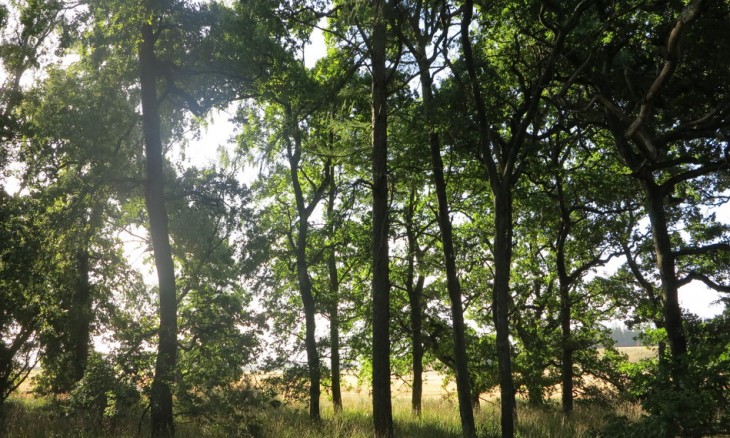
[{"xmin": 1, "ymin": 0, "xmax": 729, "ymax": 437}]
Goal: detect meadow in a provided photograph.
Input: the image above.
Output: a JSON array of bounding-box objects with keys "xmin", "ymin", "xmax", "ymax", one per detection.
[
  {"xmin": 1, "ymin": 348, "xmax": 652, "ymax": 437},
  {"xmin": 2, "ymin": 390, "xmax": 642, "ymax": 438}
]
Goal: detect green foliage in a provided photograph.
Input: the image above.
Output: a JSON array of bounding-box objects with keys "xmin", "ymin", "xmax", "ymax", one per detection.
[
  {"xmin": 65, "ymin": 353, "xmax": 140, "ymax": 424},
  {"xmin": 263, "ymin": 365, "xmax": 311, "ymax": 405},
  {"xmin": 606, "ymin": 313, "xmax": 730, "ymax": 436},
  {"xmin": 0, "ymin": 195, "xmax": 45, "ymax": 403}
]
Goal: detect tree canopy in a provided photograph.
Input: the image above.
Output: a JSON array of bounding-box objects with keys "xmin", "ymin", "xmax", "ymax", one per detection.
[{"xmin": 1, "ymin": 0, "xmax": 729, "ymax": 437}]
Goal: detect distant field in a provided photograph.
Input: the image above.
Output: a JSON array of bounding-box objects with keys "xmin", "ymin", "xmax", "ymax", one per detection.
[
  {"xmin": 335, "ymin": 346, "xmax": 656, "ymax": 402},
  {"xmin": 618, "ymin": 345, "xmax": 656, "ymax": 362},
  {"xmin": 11, "ymin": 346, "xmax": 656, "ymax": 402}
]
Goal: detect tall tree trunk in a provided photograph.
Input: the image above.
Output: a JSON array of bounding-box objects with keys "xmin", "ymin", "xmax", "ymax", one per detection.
[
  {"xmin": 139, "ymin": 23, "xmax": 177, "ymax": 438},
  {"xmin": 555, "ymin": 173, "xmax": 574, "ymax": 415},
  {"xmin": 371, "ymin": 0, "xmax": 393, "ymax": 434},
  {"xmin": 559, "ymin": 281, "xmax": 573, "ymax": 414},
  {"xmin": 72, "ymin": 249, "xmax": 91, "ymax": 384},
  {"xmin": 643, "ymin": 182, "xmax": 687, "ymax": 376},
  {"xmin": 404, "ymin": 189, "xmax": 424, "ymax": 416},
  {"xmin": 419, "ymin": 61, "xmax": 476, "ymax": 437},
  {"xmin": 493, "ymin": 186, "xmax": 516, "ymax": 438},
  {"xmin": 295, "ymin": 230, "xmax": 321, "ymax": 421},
  {"xmin": 329, "ymin": 302, "xmax": 342, "ymax": 413},
  {"xmin": 407, "ymin": 277, "xmax": 424, "ymax": 416},
  {"xmin": 287, "ymin": 121, "xmax": 322, "ymax": 421},
  {"xmin": 327, "ymin": 170, "xmax": 342, "ymax": 414}
]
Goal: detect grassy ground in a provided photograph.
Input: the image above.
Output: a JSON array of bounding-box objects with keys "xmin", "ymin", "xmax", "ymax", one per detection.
[
  {"xmin": 259, "ymin": 393, "xmax": 640, "ymax": 438},
  {"xmin": 2, "ymin": 347, "xmax": 651, "ymax": 437},
  {"xmin": 2, "ymin": 386, "xmax": 641, "ymax": 438}
]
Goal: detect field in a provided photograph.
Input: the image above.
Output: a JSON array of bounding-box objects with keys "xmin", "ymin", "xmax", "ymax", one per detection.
[{"xmin": 1, "ymin": 347, "xmax": 652, "ymax": 437}]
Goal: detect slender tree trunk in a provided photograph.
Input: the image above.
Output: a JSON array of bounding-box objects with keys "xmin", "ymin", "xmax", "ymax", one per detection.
[
  {"xmin": 408, "ymin": 279, "xmax": 424, "ymax": 416},
  {"xmin": 72, "ymin": 249, "xmax": 91, "ymax": 384},
  {"xmin": 420, "ymin": 67, "xmax": 476, "ymax": 437},
  {"xmin": 461, "ymin": 2, "xmax": 516, "ymax": 433},
  {"xmin": 555, "ymin": 175, "xmax": 574, "ymax": 415},
  {"xmin": 493, "ymin": 186, "xmax": 516, "ymax": 438},
  {"xmin": 643, "ymin": 182, "xmax": 687, "ymax": 375},
  {"xmin": 329, "ymin": 301, "xmax": 342, "ymax": 413},
  {"xmin": 139, "ymin": 23, "xmax": 177, "ymax": 438},
  {"xmin": 287, "ymin": 122, "xmax": 322, "ymax": 421},
  {"xmin": 295, "ymin": 235, "xmax": 321, "ymax": 421},
  {"xmin": 404, "ymin": 190, "xmax": 424, "ymax": 416},
  {"xmin": 371, "ymin": 0, "xmax": 393, "ymax": 434},
  {"xmin": 559, "ymin": 283, "xmax": 573, "ymax": 414},
  {"xmin": 327, "ymin": 174, "xmax": 342, "ymax": 414}
]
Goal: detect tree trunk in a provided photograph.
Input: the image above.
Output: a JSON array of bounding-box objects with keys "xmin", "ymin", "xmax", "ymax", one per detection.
[
  {"xmin": 555, "ymin": 175, "xmax": 574, "ymax": 415},
  {"xmin": 327, "ymin": 174, "xmax": 342, "ymax": 414},
  {"xmin": 643, "ymin": 182, "xmax": 687, "ymax": 377},
  {"xmin": 287, "ymin": 121, "xmax": 322, "ymax": 421},
  {"xmin": 404, "ymin": 189, "xmax": 424, "ymax": 416},
  {"xmin": 329, "ymin": 301, "xmax": 342, "ymax": 414},
  {"xmin": 139, "ymin": 23, "xmax": 177, "ymax": 438},
  {"xmin": 371, "ymin": 0, "xmax": 393, "ymax": 434},
  {"xmin": 559, "ymin": 282, "xmax": 573, "ymax": 414},
  {"xmin": 493, "ymin": 186, "xmax": 516, "ymax": 438},
  {"xmin": 422, "ymin": 75, "xmax": 476, "ymax": 437},
  {"xmin": 72, "ymin": 249, "xmax": 92, "ymax": 384},
  {"xmin": 296, "ymin": 239, "xmax": 321, "ymax": 421},
  {"xmin": 408, "ymin": 280, "xmax": 424, "ymax": 416}
]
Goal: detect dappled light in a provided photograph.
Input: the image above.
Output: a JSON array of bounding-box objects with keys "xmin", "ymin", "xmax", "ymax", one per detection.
[{"xmin": 2, "ymin": 1, "xmax": 729, "ymax": 437}]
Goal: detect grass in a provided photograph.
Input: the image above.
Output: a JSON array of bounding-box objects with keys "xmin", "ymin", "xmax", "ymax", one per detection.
[
  {"xmin": 2, "ymin": 347, "xmax": 653, "ymax": 437},
  {"xmin": 260, "ymin": 393, "xmax": 642, "ymax": 438},
  {"xmin": 1, "ymin": 390, "xmax": 641, "ymax": 438}
]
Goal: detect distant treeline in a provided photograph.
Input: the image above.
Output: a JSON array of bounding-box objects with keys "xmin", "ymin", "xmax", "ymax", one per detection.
[{"xmin": 610, "ymin": 327, "xmax": 643, "ymax": 347}]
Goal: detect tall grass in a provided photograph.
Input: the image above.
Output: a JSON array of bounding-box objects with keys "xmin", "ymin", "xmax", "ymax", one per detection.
[
  {"xmin": 260, "ymin": 393, "xmax": 642, "ymax": 438},
  {"xmin": 2, "ymin": 391, "xmax": 641, "ymax": 437}
]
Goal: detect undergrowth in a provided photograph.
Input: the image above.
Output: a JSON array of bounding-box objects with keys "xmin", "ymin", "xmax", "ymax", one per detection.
[{"xmin": 1, "ymin": 392, "xmax": 642, "ymax": 437}]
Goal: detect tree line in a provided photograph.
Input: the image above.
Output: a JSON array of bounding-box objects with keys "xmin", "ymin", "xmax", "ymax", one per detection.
[{"xmin": 1, "ymin": 0, "xmax": 729, "ymax": 437}]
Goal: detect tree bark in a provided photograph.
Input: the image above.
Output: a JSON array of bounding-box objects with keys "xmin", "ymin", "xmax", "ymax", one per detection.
[
  {"xmin": 72, "ymin": 249, "xmax": 91, "ymax": 384},
  {"xmin": 559, "ymin": 285, "xmax": 573, "ymax": 414},
  {"xmin": 296, "ymin": 229, "xmax": 321, "ymax": 421},
  {"xmin": 492, "ymin": 186, "xmax": 517, "ymax": 438},
  {"xmin": 327, "ymin": 171, "xmax": 342, "ymax": 414},
  {"xmin": 286, "ymin": 120, "xmax": 323, "ymax": 421},
  {"xmin": 554, "ymin": 172, "xmax": 574, "ymax": 415},
  {"xmin": 643, "ymin": 182, "xmax": 688, "ymax": 375},
  {"xmin": 404, "ymin": 189, "xmax": 424, "ymax": 416},
  {"xmin": 418, "ymin": 58, "xmax": 476, "ymax": 437},
  {"xmin": 371, "ymin": 0, "xmax": 393, "ymax": 434},
  {"xmin": 139, "ymin": 23, "xmax": 177, "ymax": 438},
  {"xmin": 329, "ymin": 302, "xmax": 342, "ymax": 414}
]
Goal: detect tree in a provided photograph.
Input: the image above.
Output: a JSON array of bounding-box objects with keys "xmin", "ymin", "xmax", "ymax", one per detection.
[
  {"xmin": 457, "ymin": 1, "xmax": 594, "ymax": 434},
  {"xmin": 578, "ymin": 4, "xmax": 730, "ymax": 427},
  {"xmin": 18, "ymin": 59, "xmax": 141, "ymax": 393},
  {"xmin": 370, "ymin": 0, "xmax": 392, "ymax": 435},
  {"xmin": 393, "ymin": 1, "xmax": 476, "ymax": 433}
]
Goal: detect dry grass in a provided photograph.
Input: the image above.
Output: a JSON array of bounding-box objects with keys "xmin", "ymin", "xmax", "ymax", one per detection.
[
  {"xmin": 2, "ymin": 347, "xmax": 652, "ymax": 437},
  {"xmin": 262, "ymin": 391, "xmax": 641, "ymax": 438},
  {"xmin": 618, "ymin": 346, "xmax": 656, "ymax": 362}
]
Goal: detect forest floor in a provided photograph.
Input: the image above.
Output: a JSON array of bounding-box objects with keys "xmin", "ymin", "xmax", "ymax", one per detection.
[{"xmin": 2, "ymin": 347, "xmax": 652, "ymax": 437}]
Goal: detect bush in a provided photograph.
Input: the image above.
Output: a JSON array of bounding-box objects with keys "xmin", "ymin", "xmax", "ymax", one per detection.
[
  {"xmin": 599, "ymin": 313, "xmax": 730, "ymax": 437},
  {"xmin": 65, "ymin": 353, "xmax": 140, "ymax": 426}
]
